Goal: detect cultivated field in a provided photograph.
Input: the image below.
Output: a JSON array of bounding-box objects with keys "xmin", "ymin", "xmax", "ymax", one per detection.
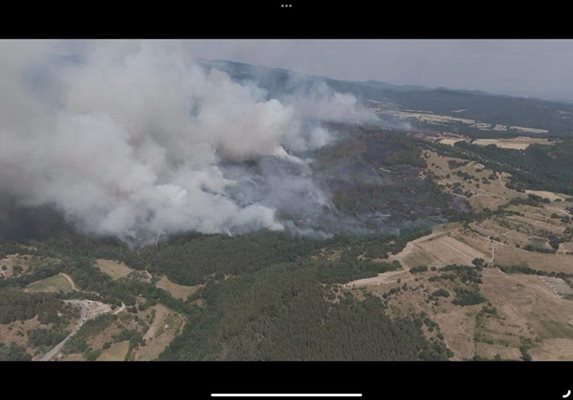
[
  {"xmin": 96, "ymin": 259, "xmax": 133, "ymax": 280},
  {"xmin": 437, "ymin": 136, "xmax": 553, "ymax": 150},
  {"xmin": 374, "ymin": 108, "xmax": 549, "ymax": 134},
  {"xmin": 400, "ymin": 233, "xmax": 487, "ymax": 268},
  {"xmin": 472, "ymin": 137, "xmax": 553, "ymax": 150},
  {"xmin": 25, "ymin": 273, "xmax": 75, "ymax": 293},
  {"xmin": 494, "ymin": 245, "xmax": 573, "ymax": 274},
  {"xmin": 155, "ymin": 276, "xmax": 199, "ymax": 300},
  {"xmin": 438, "ymin": 137, "xmax": 466, "ymax": 146}
]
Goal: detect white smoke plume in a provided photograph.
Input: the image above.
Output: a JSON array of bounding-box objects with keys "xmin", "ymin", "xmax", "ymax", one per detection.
[
  {"xmin": 0, "ymin": 40, "xmax": 376, "ymax": 244},
  {"xmin": 286, "ymin": 82, "xmax": 378, "ymax": 123}
]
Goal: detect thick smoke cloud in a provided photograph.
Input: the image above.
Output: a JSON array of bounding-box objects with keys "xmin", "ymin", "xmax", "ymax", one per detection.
[{"xmin": 0, "ymin": 40, "xmax": 375, "ymax": 244}]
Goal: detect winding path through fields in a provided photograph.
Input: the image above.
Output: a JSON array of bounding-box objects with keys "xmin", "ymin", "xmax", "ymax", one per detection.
[{"xmin": 61, "ymin": 273, "xmax": 77, "ymax": 291}]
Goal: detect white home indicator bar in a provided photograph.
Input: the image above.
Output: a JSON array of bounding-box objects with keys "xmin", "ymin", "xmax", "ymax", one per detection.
[{"xmin": 211, "ymin": 395, "xmax": 362, "ymax": 398}]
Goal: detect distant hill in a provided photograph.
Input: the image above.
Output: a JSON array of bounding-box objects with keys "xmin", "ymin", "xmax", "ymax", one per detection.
[{"xmin": 202, "ymin": 60, "xmax": 573, "ymax": 136}]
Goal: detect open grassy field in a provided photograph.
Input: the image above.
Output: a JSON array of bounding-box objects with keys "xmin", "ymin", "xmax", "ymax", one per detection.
[
  {"xmin": 357, "ymin": 264, "xmax": 573, "ymax": 361},
  {"xmin": 472, "ymin": 137, "xmax": 553, "ymax": 150},
  {"xmin": 494, "ymin": 245, "xmax": 573, "ymax": 274},
  {"xmin": 506, "ymin": 214, "xmax": 565, "ymax": 236},
  {"xmin": 480, "ymin": 269, "xmax": 573, "ymax": 359},
  {"xmin": 450, "ymin": 220, "xmax": 573, "ymax": 274},
  {"xmin": 155, "ymin": 276, "xmax": 199, "ymax": 300},
  {"xmin": 96, "ymin": 340, "xmax": 129, "ymax": 361},
  {"xmin": 401, "ymin": 233, "xmax": 487, "ymax": 268},
  {"xmin": 529, "ymin": 338, "xmax": 573, "ymax": 360},
  {"xmin": 344, "ymin": 270, "xmax": 408, "ymax": 289},
  {"xmin": 352, "ymin": 198, "xmax": 573, "ymax": 361},
  {"xmin": 466, "ymin": 205, "xmax": 570, "ymax": 253},
  {"xmin": 437, "ymin": 136, "xmax": 553, "ymax": 150},
  {"xmin": 433, "ymin": 305, "xmax": 481, "ymax": 360},
  {"xmin": 438, "ymin": 137, "xmax": 467, "ymax": 146},
  {"xmin": 95, "ymin": 259, "xmax": 133, "ymax": 280},
  {"xmin": 451, "ymin": 228, "xmax": 493, "ymax": 254},
  {"xmin": 359, "ymin": 258, "xmax": 483, "ymax": 360},
  {"xmin": 376, "ymin": 108, "xmax": 549, "ymax": 135},
  {"xmin": 470, "ymin": 221, "xmax": 528, "ymax": 248},
  {"xmin": 26, "ymin": 273, "xmax": 75, "ymax": 293}
]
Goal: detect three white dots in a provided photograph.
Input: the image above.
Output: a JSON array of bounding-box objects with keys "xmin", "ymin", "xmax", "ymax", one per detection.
[{"xmin": 281, "ymin": 4, "xmax": 293, "ymax": 7}]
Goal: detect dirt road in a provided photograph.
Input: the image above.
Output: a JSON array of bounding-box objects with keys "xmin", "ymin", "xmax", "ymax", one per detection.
[
  {"xmin": 61, "ymin": 273, "xmax": 78, "ymax": 291},
  {"xmin": 344, "ymin": 269, "xmax": 407, "ymax": 288}
]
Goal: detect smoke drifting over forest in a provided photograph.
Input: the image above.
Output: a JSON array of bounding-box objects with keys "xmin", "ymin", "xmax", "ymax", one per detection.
[{"xmin": 0, "ymin": 40, "xmax": 377, "ymax": 244}]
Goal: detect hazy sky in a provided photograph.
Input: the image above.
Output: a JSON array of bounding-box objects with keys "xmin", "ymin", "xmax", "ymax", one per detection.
[{"xmin": 185, "ymin": 39, "xmax": 573, "ymax": 102}]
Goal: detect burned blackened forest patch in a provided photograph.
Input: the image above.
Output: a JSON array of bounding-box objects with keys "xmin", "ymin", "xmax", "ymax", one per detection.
[{"xmin": 314, "ymin": 127, "xmax": 466, "ymax": 230}]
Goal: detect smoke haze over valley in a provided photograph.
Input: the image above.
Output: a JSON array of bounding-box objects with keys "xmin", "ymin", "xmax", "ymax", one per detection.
[
  {"xmin": 3, "ymin": 39, "xmax": 573, "ymax": 364},
  {"xmin": 3, "ymin": 40, "xmax": 573, "ymax": 246},
  {"xmin": 0, "ymin": 41, "xmax": 378, "ymax": 244}
]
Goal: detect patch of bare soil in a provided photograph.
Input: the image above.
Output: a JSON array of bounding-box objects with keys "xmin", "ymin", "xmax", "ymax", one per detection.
[
  {"xmin": 529, "ymin": 338, "xmax": 573, "ymax": 360},
  {"xmin": 481, "ymin": 268, "xmax": 573, "ymax": 360},
  {"xmin": 344, "ymin": 270, "xmax": 408, "ymax": 288}
]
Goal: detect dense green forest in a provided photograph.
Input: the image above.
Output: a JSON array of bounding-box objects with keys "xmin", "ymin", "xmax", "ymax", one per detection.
[
  {"xmin": 0, "ymin": 290, "xmax": 74, "ymax": 326},
  {"xmin": 0, "ymin": 223, "xmax": 449, "ymax": 361},
  {"xmin": 0, "ymin": 342, "xmax": 31, "ymax": 361},
  {"xmin": 149, "ymin": 233, "xmax": 320, "ymax": 285},
  {"xmin": 2, "ymin": 225, "xmax": 429, "ymax": 289},
  {"xmin": 161, "ymin": 262, "xmax": 450, "ymax": 361}
]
